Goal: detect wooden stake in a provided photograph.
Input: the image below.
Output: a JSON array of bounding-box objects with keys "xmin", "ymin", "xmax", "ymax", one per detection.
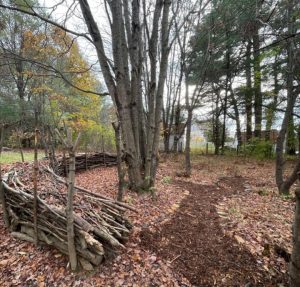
[
  {"xmin": 33, "ymin": 128, "xmax": 39, "ymax": 245},
  {"xmin": 55, "ymin": 128, "xmax": 81, "ymax": 271},
  {"xmin": 18, "ymin": 131, "xmax": 24, "ymax": 163},
  {"xmin": 0, "ymin": 124, "xmax": 10, "ymax": 227}
]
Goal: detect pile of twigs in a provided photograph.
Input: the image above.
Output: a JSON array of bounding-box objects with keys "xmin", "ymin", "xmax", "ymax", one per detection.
[
  {"xmin": 2, "ymin": 164, "xmax": 134, "ymax": 270},
  {"xmin": 56, "ymin": 152, "xmax": 117, "ymax": 176}
]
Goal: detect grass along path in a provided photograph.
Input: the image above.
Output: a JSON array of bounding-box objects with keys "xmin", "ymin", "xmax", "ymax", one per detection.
[{"xmin": 0, "ymin": 150, "xmax": 44, "ymax": 164}]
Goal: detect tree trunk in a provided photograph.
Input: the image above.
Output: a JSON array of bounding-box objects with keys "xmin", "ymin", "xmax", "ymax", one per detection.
[
  {"xmin": 79, "ymin": 0, "xmax": 171, "ymax": 191},
  {"xmin": 290, "ymin": 185, "xmax": 300, "ymax": 287},
  {"xmin": 230, "ymin": 88, "xmax": 242, "ymax": 149},
  {"xmin": 79, "ymin": 0, "xmax": 143, "ymax": 191},
  {"xmin": 173, "ymin": 105, "xmax": 181, "ymax": 152},
  {"xmin": 245, "ymin": 40, "xmax": 253, "ymax": 141},
  {"xmin": 253, "ymin": 29, "xmax": 262, "ymax": 138},
  {"xmin": 33, "ymin": 127, "xmax": 39, "ymax": 245},
  {"xmin": 0, "ymin": 125, "xmax": 10, "ymax": 228},
  {"xmin": 221, "ymin": 96, "xmax": 227, "ymax": 155},
  {"xmin": 265, "ymin": 62, "xmax": 279, "ymax": 140},
  {"xmin": 221, "ymin": 34, "xmax": 230, "ymax": 154},
  {"xmin": 67, "ymin": 149, "xmax": 77, "ymax": 270},
  {"xmin": 287, "ymin": 117, "xmax": 296, "ymax": 155},
  {"xmin": 46, "ymin": 127, "xmax": 57, "ymax": 170},
  {"xmin": 112, "ymin": 122, "xmax": 125, "ymax": 202},
  {"xmin": 119, "ymin": 107, "xmax": 143, "ymax": 191},
  {"xmin": 163, "ymin": 134, "xmax": 170, "ymax": 153},
  {"xmin": 275, "ymin": 0, "xmax": 298, "ymax": 195},
  {"xmin": 275, "ymin": 93, "xmax": 298, "ymax": 194},
  {"xmin": 18, "ymin": 134, "xmax": 25, "ymax": 163},
  {"xmin": 163, "ymin": 44, "xmax": 182, "ymax": 154},
  {"xmin": 148, "ymin": 0, "xmax": 172, "ymax": 188},
  {"xmin": 185, "ymin": 109, "xmax": 192, "ymax": 177},
  {"xmin": 15, "ymin": 35, "xmax": 27, "ymax": 126},
  {"xmin": 214, "ymin": 91, "xmax": 221, "ymax": 155}
]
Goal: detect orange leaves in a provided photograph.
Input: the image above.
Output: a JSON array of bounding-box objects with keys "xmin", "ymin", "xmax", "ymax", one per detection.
[
  {"xmin": 22, "ymin": 30, "xmax": 54, "ymax": 60},
  {"xmin": 36, "ymin": 275, "xmax": 45, "ymax": 287},
  {"xmin": 30, "ymin": 85, "xmax": 52, "ymax": 95}
]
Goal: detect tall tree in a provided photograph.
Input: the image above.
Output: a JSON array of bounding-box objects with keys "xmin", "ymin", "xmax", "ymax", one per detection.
[{"xmin": 275, "ymin": 0, "xmax": 299, "ymax": 195}]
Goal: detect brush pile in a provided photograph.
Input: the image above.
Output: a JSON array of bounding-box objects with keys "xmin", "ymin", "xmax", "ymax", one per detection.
[
  {"xmin": 56, "ymin": 152, "xmax": 117, "ymax": 176},
  {"xmin": 1, "ymin": 163, "xmax": 134, "ymax": 270}
]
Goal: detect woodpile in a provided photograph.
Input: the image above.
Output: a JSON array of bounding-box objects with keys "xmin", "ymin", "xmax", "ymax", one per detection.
[
  {"xmin": 1, "ymin": 164, "xmax": 134, "ymax": 270},
  {"xmin": 56, "ymin": 152, "xmax": 117, "ymax": 176}
]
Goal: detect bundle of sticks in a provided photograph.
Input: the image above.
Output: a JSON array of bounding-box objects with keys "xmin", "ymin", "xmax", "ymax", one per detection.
[
  {"xmin": 1, "ymin": 164, "xmax": 134, "ymax": 270},
  {"xmin": 56, "ymin": 152, "xmax": 118, "ymax": 176}
]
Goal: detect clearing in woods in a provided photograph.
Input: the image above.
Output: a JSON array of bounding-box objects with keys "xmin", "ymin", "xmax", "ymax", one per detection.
[{"xmin": 0, "ymin": 155, "xmax": 293, "ymax": 286}]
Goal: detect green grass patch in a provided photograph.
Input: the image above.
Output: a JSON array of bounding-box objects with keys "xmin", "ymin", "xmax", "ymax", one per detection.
[
  {"xmin": 0, "ymin": 151, "xmax": 40, "ymax": 164},
  {"xmin": 191, "ymin": 144, "xmax": 215, "ymax": 155}
]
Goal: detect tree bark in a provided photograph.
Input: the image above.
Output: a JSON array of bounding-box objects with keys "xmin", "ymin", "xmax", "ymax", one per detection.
[
  {"xmin": 289, "ymin": 184, "xmax": 300, "ymax": 287},
  {"xmin": 112, "ymin": 122, "xmax": 125, "ymax": 202},
  {"xmin": 18, "ymin": 132, "xmax": 25, "ymax": 162},
  {"xmin": 79, "ymin": 0, "xmax": 172, "ymax": 191},
  {"xmin": 221, "ymin": 33, "xmax": 230, "ymax": 154},
  {"xmin": 33, "ymin": 127, "xmax": 39, "ymax": 245},
  {"xmin": 214, "ymin": 90, "xmax": 221, "ymax": 155},
  {"xmin": 185, "ymin": 109, "xmax": 192, "ymax": 176},
  {"xmin": 275, "ymin": 0, "xmax": 298, "ymax": 195},
  {"xmin": 173, "ymin": 105, "xmax": 181, "ymax": 152},
  {"xmin": 66, "ymin": 147, "xmax": 77, "ymax": 270},
  {"xmin": 0, "ymin": 125, "xmax": 10, "ymax": 228},
  {"xmin": 149, "ymin": 2, "xmax": 172, "ymax": 187},
  {"xmin": 287, "ymin": 117, "xmax": 296, "ymax": 155},
  {"xmin": 79, "ymin": 0, "xmax": 143, "ymax": 191},
  {"xmin": 253, "ymin": 27, "xmax": 262, "ymax": 138},
  {"xmin": 275, "ymin": 94, "xmax": 298, "ymax": 194},
  {"xmin": 163, "ymin": 45, "xmax": 183, "ymax": 154},
  {"xmin": 265, "ymin": 61, "xmax": 279, "ymax": 140},
  {"xmin": 245, "ymin": 40, "xmax": 253, "ymax": 141},
  {"xmin": 144, "ymin": 0, "xmax": 164, "ymax": 188},
  {"xmin": 56, "ymin": 128, "xmax": 81, "ymax": 271},
  {"xmin": 230, "ymin": 88, "xmax": 242, "ymax": 149}
]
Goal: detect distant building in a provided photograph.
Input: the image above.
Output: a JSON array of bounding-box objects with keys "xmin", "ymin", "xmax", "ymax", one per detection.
[
  {"xmin": 159, "ymin": 123, "xmax": 185, "ymax": 152},
  {"xmin": 190, "ymin": 122, "xmax": 208, "ymax": 149},
  {"xmin": 159, "ymin": 122, "xmax": 208, "ymax": 152}
]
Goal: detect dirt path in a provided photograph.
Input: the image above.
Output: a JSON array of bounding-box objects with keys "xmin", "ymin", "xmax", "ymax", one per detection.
[{"xmin": 141, "ymin": 177, "xmax": 287, "ymax": 287}]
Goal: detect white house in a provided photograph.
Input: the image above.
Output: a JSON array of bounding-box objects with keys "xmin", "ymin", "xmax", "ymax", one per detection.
[{"xmin": 159, "ymin": 122, "xmax": 209, "ymax": 152}]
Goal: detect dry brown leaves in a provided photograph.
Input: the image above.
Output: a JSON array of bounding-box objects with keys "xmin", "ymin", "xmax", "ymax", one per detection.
[
  {"xmin": 0, "ymin": 155, "xmax": 296, "ymax": 286},
  {"xmin": 0, "ymin": 161, "xmax": 190, "ymax": 287}
]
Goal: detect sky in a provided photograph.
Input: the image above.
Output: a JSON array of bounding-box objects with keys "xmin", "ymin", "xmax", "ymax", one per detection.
[
  {"xmin": 40, "ymin": 0, "xmax": 240, "ymax": 137},
  {"xmin": 39, "ymin": 0, "xmax": 286, "ymax": 138},
  {"xmin": 42, "ymin": 0, "xmax": 110, "ymax": 80}
]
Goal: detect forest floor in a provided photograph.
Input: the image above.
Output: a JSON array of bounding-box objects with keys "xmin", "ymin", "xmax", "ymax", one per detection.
[{"xmin": 0, "ymin": 154, "xmax": 295, "ymax": 286}]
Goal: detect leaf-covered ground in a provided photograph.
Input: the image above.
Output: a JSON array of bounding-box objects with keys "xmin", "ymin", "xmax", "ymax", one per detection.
[{"xmin": 0, "ymin": 155, "xmax": 296, "ymax": 286}]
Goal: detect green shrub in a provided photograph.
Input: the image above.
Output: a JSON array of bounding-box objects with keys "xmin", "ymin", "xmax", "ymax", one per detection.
[{"xmin": 245, "ymin": 138, "xmax": 273, "ymax": 160}]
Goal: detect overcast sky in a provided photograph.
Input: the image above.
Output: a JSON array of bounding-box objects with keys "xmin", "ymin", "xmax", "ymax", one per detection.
[{"xmin": 40, "ymin": 0, "xmax": 285, "ymax": 138}]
